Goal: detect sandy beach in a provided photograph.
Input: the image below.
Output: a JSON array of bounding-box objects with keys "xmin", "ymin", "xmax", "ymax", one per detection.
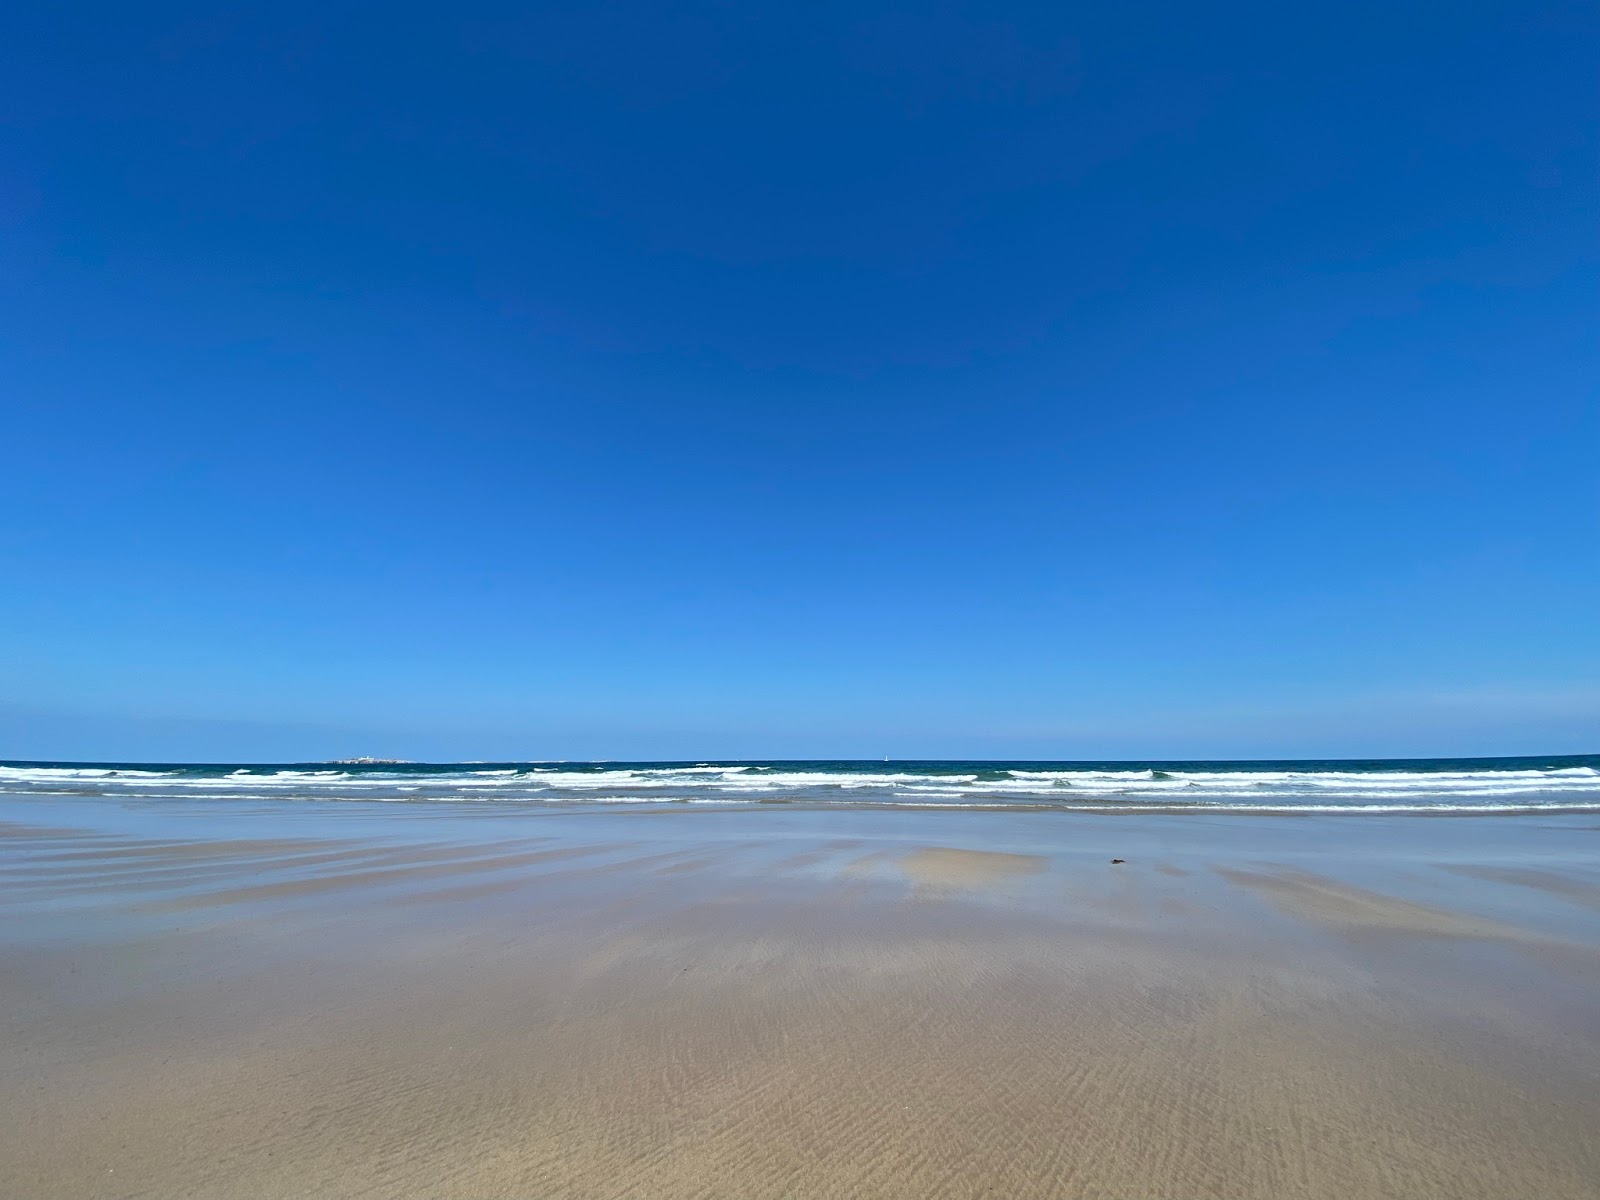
[{"xmin": 3, "ymin": 802, "xmax": 1599, "ymax": 1198}]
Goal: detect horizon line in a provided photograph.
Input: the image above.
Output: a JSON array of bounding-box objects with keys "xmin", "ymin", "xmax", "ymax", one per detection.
[{"xmin": 5, "ymin": 752, "xmax": 1597, "ymax": 768}]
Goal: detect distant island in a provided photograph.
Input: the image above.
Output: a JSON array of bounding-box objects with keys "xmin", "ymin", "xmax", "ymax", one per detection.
[{"xmin": 326, "ymin": 757, "xmax": 412, "ymax": 765}]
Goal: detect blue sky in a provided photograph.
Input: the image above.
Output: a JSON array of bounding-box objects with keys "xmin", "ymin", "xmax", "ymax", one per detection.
[{"xmin": 3, "ymin": 0, "xmax": 1596, "ymax": 761}]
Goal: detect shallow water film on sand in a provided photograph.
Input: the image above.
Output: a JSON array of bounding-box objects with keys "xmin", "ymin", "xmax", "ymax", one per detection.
[{"xmin": 3, "ymin": 775, "xmax": 1599, "ymax": 1198}]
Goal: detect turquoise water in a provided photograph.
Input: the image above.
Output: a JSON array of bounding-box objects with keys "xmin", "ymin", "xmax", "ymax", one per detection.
[{"xmin": 3, "ymin": 756, "xmax": 1598, "ymax": 812}]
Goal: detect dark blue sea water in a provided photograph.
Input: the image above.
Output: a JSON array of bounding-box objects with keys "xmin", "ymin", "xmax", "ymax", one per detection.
[{"xmin": 3, "ymin": 756, "xmax": 1598, "ymax": 812}]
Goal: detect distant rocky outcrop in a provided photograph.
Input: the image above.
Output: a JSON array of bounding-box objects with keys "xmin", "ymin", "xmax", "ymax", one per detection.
[{"xmin": 327, "ymin": 757, "xmax": 413, "ymax": 765}]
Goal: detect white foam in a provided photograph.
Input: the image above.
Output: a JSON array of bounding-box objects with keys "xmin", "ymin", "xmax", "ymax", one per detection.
[{"xmin": 3, "ymin": 761, "xmax": 1597, "ymax": 810}]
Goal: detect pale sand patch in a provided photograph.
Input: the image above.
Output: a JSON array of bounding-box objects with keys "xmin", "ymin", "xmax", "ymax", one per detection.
[
  {"xmin": 1440, "ymin": 864, "xmax": 1600, "ymax": 911},
  {"xmin": 841, "ymin": 849, "xmax": 897, "ymax": 876},
  {"xmin": 897, "ymin": 846, "xmax": 1046, "ymax": 888},
  {"xmin": 1215, "ymin": 866, "xmax": 1549, "ymax": 942}
]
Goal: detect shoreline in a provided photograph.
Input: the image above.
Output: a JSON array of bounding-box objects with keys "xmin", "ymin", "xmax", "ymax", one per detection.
[{"xmin": 5, "ymin": 756, "xmax": 1598, "ymax": 815}]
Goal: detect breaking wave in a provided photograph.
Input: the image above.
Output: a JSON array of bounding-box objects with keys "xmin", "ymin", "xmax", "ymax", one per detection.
[{"xmin": 3, "ymin": 757, "xmax": 1599, "ymax": 812}]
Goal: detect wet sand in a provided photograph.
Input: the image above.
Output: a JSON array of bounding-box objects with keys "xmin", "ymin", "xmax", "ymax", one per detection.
[{"xmin": 2, "ymin": 803, "xmax": 1599, "ymax": 1198}]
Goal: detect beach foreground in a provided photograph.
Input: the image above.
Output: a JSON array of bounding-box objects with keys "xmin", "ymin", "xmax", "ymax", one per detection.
[{"xmin": 3, "ymin": 802, "xmax": 1599, "ymax": 1198}]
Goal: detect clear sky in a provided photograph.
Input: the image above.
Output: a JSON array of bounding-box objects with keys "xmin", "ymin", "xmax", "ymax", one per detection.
[{"xmin": 3, "ymin": 1, "xmax": 1596, "ymax": 762}]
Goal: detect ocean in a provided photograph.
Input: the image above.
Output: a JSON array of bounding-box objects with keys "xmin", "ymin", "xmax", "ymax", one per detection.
[{"xmin": 3, "ymin": 755, "xmax": 1598, "ymax": 813}]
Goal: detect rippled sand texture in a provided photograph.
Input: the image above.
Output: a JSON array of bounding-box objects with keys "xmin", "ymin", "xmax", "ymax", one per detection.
[{"xmin": 3, "ymin": 810, "xmax": 1600, "ymax": 1199}]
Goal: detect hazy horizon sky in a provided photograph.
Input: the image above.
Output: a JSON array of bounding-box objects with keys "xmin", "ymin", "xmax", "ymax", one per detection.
[{"xmin": 4, "ymin": 1, "xmax": 1596, "ymax": 763}]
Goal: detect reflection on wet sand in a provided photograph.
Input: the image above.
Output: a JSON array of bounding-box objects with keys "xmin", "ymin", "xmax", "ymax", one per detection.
[{"xmin": 2, "ymin": 808, "xmax": 1599, "ymax": 1199}]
